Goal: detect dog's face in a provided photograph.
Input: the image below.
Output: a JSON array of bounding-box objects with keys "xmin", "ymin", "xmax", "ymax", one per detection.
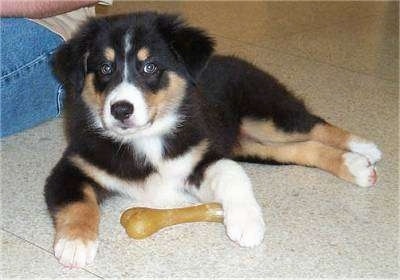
[{"xmin": 54, "ymin": 13, "xmax": 214, "ymax": 139}]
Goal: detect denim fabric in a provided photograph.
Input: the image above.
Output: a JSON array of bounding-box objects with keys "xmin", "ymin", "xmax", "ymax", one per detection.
[{"xmin": 0, "ymin": 18, "xmax": 64, "ymax": 137}]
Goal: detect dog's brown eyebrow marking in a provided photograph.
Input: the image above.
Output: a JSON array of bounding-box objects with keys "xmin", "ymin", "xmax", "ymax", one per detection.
[
  {"xmin": 104, "ymin": 47, "xmax": 115, "ymax": 61},
  {"xmin": 137, "ymin": 47, "xmax": 150, "ymax": 61}
]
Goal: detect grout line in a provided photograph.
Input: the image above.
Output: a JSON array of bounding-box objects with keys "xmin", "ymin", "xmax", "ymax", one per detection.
[{"xmin": 1, "ymin": 228, "xmax": 104, "ymax": 279}]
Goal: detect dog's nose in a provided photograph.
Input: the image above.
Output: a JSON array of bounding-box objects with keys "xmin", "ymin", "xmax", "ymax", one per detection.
[{"xmin": 111, "ymin": 101, "xmax": 134, "ymax": 121}]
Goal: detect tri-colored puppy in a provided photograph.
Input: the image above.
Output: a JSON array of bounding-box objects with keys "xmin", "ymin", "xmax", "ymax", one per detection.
[{"xmin": 45, "ymin": 12, "xmax": 381, "ymax": 268}]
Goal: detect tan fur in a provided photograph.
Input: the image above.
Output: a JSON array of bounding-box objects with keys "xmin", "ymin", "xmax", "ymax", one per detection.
[
  {"xmin": 69, "ymin": 155, "xmax": 132, "ymax": 188},
  {"xmin": 233, "ymin": 139, "xmax": 355, "ymax": 183},
  {"xmin": 81, "ymin": 73, "xmax": 106, "ymax": 114},
  {"xmin": 104, "ymin": 47, "xmax": 115, "ymax": 61},
  {"xmin": 241, "ymin": 118, "xmax": 354, "ymax": 151},
  {"xmin": 190, "ymin": 139, "xmax": 210, "ymax": 163},
  {"xmin": 54, "ymin": 185, "xmax": 99, "ymax": 242},
  {"xmin": 310, "ymin": 123, "xmax": 351, "ymax": 150},
  {"xmin": 137, "ymin": 47, "xmax": 150, "ymax": 61},
  {"xmin": 241, "ymin": 118, "xmax": 310, "ymax": 143},
  {"xmin": 145, "ymin": 71, "xmax": 187, "ymax": 118},
  {"xmin": 69, "ymin": 139, "xmax": 209, "ymax": 194}
]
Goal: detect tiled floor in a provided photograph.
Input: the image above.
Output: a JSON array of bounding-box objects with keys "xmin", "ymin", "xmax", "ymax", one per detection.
[{"xmin": 1, "ymin": 1, "xmax": 399, "ymax": 278}]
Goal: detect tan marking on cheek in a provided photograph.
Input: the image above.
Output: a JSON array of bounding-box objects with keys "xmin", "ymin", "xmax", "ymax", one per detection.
[
  {"xmin": 145, "ymin": 72, "xmax": 187, "ymax": 117},
  {"xmin": 137, "ymin": 47, "xmax": 150, "ymax": 61},
  {"xmin": 104, "ymin": 47, "xmax": 115, "ymax": 62},
  {"xmin": 54, "ymin": 184, "xmax": 99, "ymax": 243},
  {"xmin": 82, "ymin": 74, "xmax": 106, "ymax": 114}
]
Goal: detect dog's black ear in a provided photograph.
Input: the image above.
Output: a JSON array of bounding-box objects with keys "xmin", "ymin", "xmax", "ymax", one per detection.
[
  {"xmin": 53, "ymin": 39, "xmax": 86, "ymax": 97},
  {"xmin": 158, "ymin": 15, "xmax": 215, "ymax": 79},
  {"xmin": 52, "ymin": 19, "xmax": 101, "ymax": 96}
]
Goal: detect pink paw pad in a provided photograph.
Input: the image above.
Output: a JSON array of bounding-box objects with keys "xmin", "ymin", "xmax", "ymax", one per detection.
[{"xmin": 370, "ymin": 168, "xmax": 377, "ymax": 186}]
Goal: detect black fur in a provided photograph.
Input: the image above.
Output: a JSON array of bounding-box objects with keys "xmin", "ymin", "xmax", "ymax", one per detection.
[
  {"xmin": 45, "ymin": 12, "xmax": 324, "ymax": 221},
  {"xmin": 198, "ymin": 55, "xmax": 324, "ymax": 133}
]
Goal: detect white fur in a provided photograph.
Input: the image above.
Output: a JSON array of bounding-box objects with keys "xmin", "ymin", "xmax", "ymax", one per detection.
[
  {"xmin": 54, "ymin": 238, "xmax": 98, "ymax": 268},
  {"xmin": 132, "ymin": 114, "xmax": 181, "ymax": 139},
  {"xmin": 343, "ymin": 152, "xmax": 377, "ymax": 187},
  {"xmin": 123, "ymin": 33, "xmax": 132, "ymax": 80},
  {"xmin": 71, "ymin": 141, "xmax": 206, "ymax": 207},
  {"xmin": 191, "ymin": 159, "xmax": 265, "ymax": 247},
  {"xmin": 133, "ymin": 136, "xmax": 164, "ymax": 164},
  {"xmin": 102, "ymin": 112, "xmax": 181, "ymax": 145},
  {"xmin": 103, "ymin": 82, "xmax": 149, "ymax": 130},
  {"xmin": 348, "ymin": 137, "xmax": 382, "ymax": 164}
]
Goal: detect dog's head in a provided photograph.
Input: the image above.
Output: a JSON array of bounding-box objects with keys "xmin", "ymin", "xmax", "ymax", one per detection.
[{"xmin": 54, "ymin": 12, "xmax": 214, "ymax": 140}]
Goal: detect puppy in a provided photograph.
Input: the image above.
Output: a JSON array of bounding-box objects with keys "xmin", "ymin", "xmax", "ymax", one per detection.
[{"xmin": 45, "ymin": 12, "xmax": 381, "ymax": 268}]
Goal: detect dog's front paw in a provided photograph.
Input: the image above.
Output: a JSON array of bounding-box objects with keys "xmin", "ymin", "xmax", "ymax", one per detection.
[
  {"xmin": 223, "ymin": 203, "xmax": 265, "ymax": 247},
  {"xmin": 54, "ymin": 238, "xmax": 98, "ymax": 268}
]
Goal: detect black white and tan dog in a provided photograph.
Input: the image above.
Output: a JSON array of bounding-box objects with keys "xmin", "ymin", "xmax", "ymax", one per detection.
[{"xmin": 45, "ymin": 12, "xmax": 382, "ymax": 268}]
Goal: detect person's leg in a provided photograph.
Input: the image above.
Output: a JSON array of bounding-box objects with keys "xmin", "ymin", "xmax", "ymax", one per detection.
[{"xmin": 0, "ymin": 18, "xmax": 64, "ymax": 137}]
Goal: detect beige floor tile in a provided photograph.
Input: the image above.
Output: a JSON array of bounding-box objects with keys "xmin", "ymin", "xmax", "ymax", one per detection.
[
  {"xmin": 266, "ymin": 11, "xmax": 399, "ymax": 81},
  {"xmin": 0, "ymin": 230, "xmax": 99, "ymax": 278},
  {"xmin": 97, "ymin": 1, "xmax": 389, "ymax": 40}
]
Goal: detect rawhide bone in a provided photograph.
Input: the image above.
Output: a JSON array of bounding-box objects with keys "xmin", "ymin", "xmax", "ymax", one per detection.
[{"xmin": 120, "ymin": 203, "xmax": 224, "ymax": 239}]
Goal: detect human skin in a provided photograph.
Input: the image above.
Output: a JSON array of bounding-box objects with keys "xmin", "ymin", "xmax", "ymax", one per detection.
[{"xmin": 0, "ymin": 0, "xmax": 99, "ymax": 18}]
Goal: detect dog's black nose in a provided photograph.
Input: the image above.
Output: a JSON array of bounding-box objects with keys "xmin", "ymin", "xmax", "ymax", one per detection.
[{"xmin": 111, "ymin": 101, "xmax": 134, "ymax": 121}]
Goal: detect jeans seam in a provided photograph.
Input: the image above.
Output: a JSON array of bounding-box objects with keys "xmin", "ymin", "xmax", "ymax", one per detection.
[
  {"xmin": 0, "ymin": 49, "xmax": 56, "ymax": 81},
  {"xmin": 56, "ymin": 85, "xmax": 64, "ymax": 116}
]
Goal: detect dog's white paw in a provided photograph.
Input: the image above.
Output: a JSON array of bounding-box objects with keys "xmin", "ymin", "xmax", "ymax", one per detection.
[
  {"xmin": 223, "ymin": 203, "xmax": 265, "ymax": 247},
  {"xmin": 343, "ymin": 152, "xmax": 377, "ymax": 187},
  {"xmin": 348, "ymin": 138, "xmax": 382, "ymax": 164},
  {"xmin": 54, "ymin": 238, "xmax": 98, "ymax": 268}
]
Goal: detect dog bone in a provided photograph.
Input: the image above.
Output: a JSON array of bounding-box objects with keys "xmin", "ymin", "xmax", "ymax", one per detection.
[{"xmin": 120, "ymin": 203, "xmax": 224, "ymax": 239}]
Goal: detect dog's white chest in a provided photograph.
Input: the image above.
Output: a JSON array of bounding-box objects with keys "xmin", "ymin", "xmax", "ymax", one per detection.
[
  {"xmin": 118, "ymin": 137, "xmax": 204, "ymax": 207},
  {"xmin": 72, "ymin": 137, "xmax": 206, "ymax": 207}
]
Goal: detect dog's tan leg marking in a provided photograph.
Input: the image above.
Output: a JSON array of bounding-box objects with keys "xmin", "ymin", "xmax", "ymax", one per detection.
[
  {"xmin": 240, "ymin": 119, "xmax": 381, "ymax": 164},
  {"xmin": 310, "ymin": 123, "xmax": 381, "ymax": 163},
  {"xmin": 55, "ymin": 185, "xmax": 99, "ymax": 241},
  {"xmin": 241, "ymin": 118, "xmax": 352, "ymax": 147},
  {"xmin": 310, "ymin": 123, "xmax": 351, "ymax": 150},
  {"xmin": 241, "ymin": 118, "xmax": 309, "ymax": 143},
  {"xmin": 233, "ymin": 139, "xmax": 377, "ymax": 187},
  {"xmin": 53, "ymin": 184, "xmax": 100, "ymax": 268}
]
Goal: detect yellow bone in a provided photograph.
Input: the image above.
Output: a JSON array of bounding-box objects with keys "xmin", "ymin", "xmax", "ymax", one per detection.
[{"xmin": 120, "ymin": 203, "xmax": 224, "ymax": 239}]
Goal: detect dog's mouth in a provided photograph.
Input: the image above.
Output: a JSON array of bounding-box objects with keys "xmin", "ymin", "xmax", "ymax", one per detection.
[
  {"xmin": 106, "ymin": 111, "xmax": 158, "ymax": 135},
  {"xmin": 115, "ymin": 121, "xmax": 151, "ymax": 131}
]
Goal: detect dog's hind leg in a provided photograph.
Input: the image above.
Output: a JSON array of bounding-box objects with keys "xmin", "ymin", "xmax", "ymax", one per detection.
[
  {"xmin": 240, "ymin": 117, "xmax": 381, "ymax": 164},
  {"xmin": 232, "ymin": 138, "xmax": 377, "ymax": 187}
]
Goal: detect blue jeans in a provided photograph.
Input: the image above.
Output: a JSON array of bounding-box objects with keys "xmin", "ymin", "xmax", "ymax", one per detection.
[{"xmin": 0, "ymin": 18, "xmax": 64, "ymax": 137}]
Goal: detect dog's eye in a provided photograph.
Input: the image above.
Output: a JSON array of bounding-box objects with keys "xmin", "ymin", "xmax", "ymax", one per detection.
[
  {"xmin": 143, "ymin": 62, "xmax": 157, "ymax": 74},
  {"xmin": 100, "ymin": 63, "xmax": 113, "ymax": 75}
]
